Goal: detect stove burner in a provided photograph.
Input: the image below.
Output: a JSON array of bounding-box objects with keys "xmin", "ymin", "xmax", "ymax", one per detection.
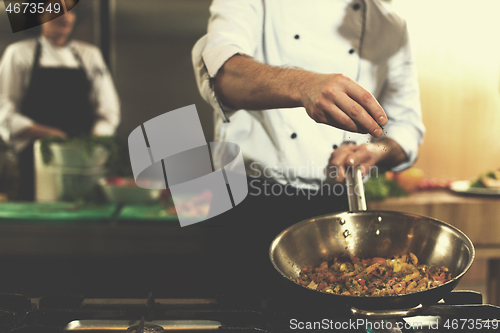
[{"xmin": 126, "ymin": 323, "xmax": 164, "ymax": 333}]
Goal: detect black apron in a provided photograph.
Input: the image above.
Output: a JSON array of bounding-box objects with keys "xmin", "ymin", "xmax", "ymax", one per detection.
[
  {"xmin": 202, "ymin": 177, "xmax": 349, "ymax": 297},
  {"xmin": 17, "ymin": 39, "xmax": 95, "ymax": 201}
]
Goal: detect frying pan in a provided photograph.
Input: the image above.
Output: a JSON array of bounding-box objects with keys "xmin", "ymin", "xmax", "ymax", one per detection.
[{"xmin": 269, "ymin": 168, "xmax": 475, "ymax": 318}]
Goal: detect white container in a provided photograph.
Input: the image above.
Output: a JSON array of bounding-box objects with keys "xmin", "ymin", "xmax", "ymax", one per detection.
[
  {"xmin": 50, "ymin": 166, "xmax": 108, "ymax": 202},
  {"xmin": 34, "ymin": 140, "xmax": 110, "ymax": 202},
  {"xmin": 48, "ymin": 143, "xmax": 109, "ymax": 168}
]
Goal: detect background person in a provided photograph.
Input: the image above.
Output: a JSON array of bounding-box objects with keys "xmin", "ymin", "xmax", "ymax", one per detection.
[{"xmin": 0, "ymin": 0, "xmax": 120, "ymax": 200}]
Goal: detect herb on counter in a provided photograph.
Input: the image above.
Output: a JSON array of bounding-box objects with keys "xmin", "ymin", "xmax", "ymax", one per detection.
[
  {"xmin": 364, "ymin": 173, "xmax": 406, "ymax": 201},
  {"xmin": 470, "ymin": 178, "xmax": 484, "ymax": 188},
  {"xmin": 470, "ymin": 170, "xmax": 500, "ymax": 189}
]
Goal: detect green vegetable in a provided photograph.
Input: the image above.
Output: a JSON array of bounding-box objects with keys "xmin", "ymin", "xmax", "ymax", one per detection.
[
  {"xmin": 470, "ymin": 178, "xmax": 484, "ymax": 188},
  {"xmin": 364, "ymin": 173, "xmax": 406, "ymax": 201},
  {"xmin": 470, "ymin": 171, "xmax": 499, "ymax": 188},
  {"xmin": 364, "ymin": 176, "xmax": 389, "ymax": 200}
]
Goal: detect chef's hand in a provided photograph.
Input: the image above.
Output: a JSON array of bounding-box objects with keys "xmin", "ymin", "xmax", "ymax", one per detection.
[
  {"xmin": 300, "ymin": 73, "xmax": 387, "ymax": 138},
  {"xmin": 326, "ymin": 138, "xmax": 407, "ymax": 182},
  {"xmin": 17, "ymin": 123, "xmax": 68, "ymax": 140},
  {"xmin": 214, "ymin": 56, "xmax": 387, "ymax": 138}
]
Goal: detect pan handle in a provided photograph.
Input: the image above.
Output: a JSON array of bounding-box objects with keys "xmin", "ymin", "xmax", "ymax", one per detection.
[
  {"xmin": 350, "ymin": 303, "xmax": 423, "ymax": 318},
  {"xmin": 346, "ymin": 166, "xmax": 367, "ymax": 212}
]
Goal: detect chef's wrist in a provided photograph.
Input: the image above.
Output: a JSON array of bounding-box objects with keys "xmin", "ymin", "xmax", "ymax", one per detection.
[
  {"xmin": 369, "ymin": 138, "xmax": 407, "ymax": 169},
  {"xmin": 294, "ymin": 70, "xmax": 319, "ymax": 107}
]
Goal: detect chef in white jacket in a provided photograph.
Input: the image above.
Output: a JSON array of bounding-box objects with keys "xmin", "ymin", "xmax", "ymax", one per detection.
[
  {"xmin": 0, "ymin": 0, "xmax": 120, "ymax": 200},
  {"xmin": 192, "ymin": 0, "xmax": 425, "ymax": 296},
  {"xmin": 193, "ymin": 0, "xmax": 425, "ymax": 191}
]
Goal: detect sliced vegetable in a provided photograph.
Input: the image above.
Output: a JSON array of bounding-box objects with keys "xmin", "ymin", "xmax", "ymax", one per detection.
[{"xmin": 297, "ymin": 253, "xmax": 451, "ymax": 296}]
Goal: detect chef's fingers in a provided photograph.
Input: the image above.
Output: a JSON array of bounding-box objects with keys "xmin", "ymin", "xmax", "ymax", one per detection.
[
  {"xmin": 303, "ymin": 74, "xmax": 385, "ymax": 136},
  {"xmin": 322, "ymin": 105, "xmax": 369, "ymax": 135},
  {"xmin": 330, "ymin": 91, "xmax": 385, "ymax": 138},
  {"xmin": 345, "ymin": 146, "xmax": 376, "ymax": 177},
  {"xmin": 328, "ymin": 144, "xmax": 358, "ymax": 182},
  {"xmin": 344, "ymin": 79, "xmax": 388, "ymax": 127},
  {"xmin": 308, "ymin": 106, "xmax": 329, "ymax": 125},
  {"xmin": 307, "ymin": 102, "xmax": 358, "ymax": 132}
]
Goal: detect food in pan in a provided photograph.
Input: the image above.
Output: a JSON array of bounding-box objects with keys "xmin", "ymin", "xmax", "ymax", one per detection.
[
  {"xmin": 296, "ymin": 253, "xmax": 451, "ymax": 296},
  {"xmin": 470, "ymin": 169, "xmax": 500, "ymax": 189}
]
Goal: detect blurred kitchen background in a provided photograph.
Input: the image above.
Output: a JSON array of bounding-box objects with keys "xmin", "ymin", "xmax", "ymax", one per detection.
[
  {"xmin": 0, "ymin": 0, "xmax": 499, "ymax": 302},
  {"xmin": 0, "ymin": 0, "xmax": 215, "ymax": 144},
  {"xmin": 1, "ymin": 0, "xmax": 499, "ymax": 179}
]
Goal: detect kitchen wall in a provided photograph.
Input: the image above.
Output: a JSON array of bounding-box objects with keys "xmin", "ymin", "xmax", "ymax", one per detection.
[
  {"xmin": 113, "ymin": 0, "xmax": 214, "ymax": 142},
  {"xmin": 392, "ymin": 0, "xmax": 500, "ymax": 180}
]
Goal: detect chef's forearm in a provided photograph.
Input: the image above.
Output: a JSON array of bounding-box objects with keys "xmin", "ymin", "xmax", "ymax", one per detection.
[
  {"xmin": 213, "ymin": 55, "xmax": 309, "ymax": 111},
  {"xmin": 214, "ymin": 55, "xmax": 387, "ymax": 137},
  {"xmin": 16, "ymin": 123, "xmax": 46, "ymax": 140},
  {"xmin": 16, "ymin": 123, "xmax": 67, "ymax": 140}
]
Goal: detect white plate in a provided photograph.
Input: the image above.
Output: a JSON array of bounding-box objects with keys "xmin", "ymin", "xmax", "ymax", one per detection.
[{"xmin": 449, "ymin": 180, "xmax": 500, "ymax": 196}]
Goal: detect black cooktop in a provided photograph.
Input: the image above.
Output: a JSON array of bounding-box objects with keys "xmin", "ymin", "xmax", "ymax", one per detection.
[{"xmin": 0, "ymin": 291, "xmax": 499, "ymax": 332}]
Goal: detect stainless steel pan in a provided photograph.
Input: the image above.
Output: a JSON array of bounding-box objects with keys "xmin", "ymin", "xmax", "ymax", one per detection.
[{"xmin": 269, "ymin": 168, "xmax": 474, "ymax": 318}]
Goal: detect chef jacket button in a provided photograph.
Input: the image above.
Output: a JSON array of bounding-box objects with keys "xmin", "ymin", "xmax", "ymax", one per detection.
[
  {"xmin": 332, "ymin": 144, "xmax": 338, "ymax": 149},
  {"xmin": 353, "ymin": 3, "xmax": 361, "ymax": 10},
  {"xmin": 349, "ymin": 49, "xmax": 355, "ymax": 54},
  {"xmin": 294, "ymin": 34, "xmax": 300, "ymax": 40},
  {"xmin": 291, "ymin": 133, "xmax": 297, "ymax": 139}
]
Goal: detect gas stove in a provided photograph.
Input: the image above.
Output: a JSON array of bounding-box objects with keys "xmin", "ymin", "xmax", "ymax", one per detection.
[{"xmin": 1, "ymin": 291, "xmax": 499, "ymax": 332}]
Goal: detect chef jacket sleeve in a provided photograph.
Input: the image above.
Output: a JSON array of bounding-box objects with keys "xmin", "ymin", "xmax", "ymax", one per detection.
[
  {"xmin": 377, "ymin": 23, "xmax": 425, "ymax": 172},
  {"xmin": 192, "ymin": 0, "xmax": 264, "ymax": 121},
  {"xmin": 87, "ymin": 46, "xmax": 120, "ymax": 136},
  {"xmin": 0, "ymin": 43, "xmax": 34, "ymax": 151}
]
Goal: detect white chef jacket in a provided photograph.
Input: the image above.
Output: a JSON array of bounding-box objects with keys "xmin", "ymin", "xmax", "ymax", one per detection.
[
  {"xmin": 0, "ymin": 36, "xmax": 120, "ymax": 152},
  {"xmin": 193, "ymin": 0, "xmax": 425, "ymax": 189}
]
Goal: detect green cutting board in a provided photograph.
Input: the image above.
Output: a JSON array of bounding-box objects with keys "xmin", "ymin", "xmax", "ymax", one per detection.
[
  {"xmin": 0, "ymin": 202, "xmax": 118, "ymax": 224},
  {"xmin": 118, "ymin": 204, "xmax": 179, "ymax": 223}
]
